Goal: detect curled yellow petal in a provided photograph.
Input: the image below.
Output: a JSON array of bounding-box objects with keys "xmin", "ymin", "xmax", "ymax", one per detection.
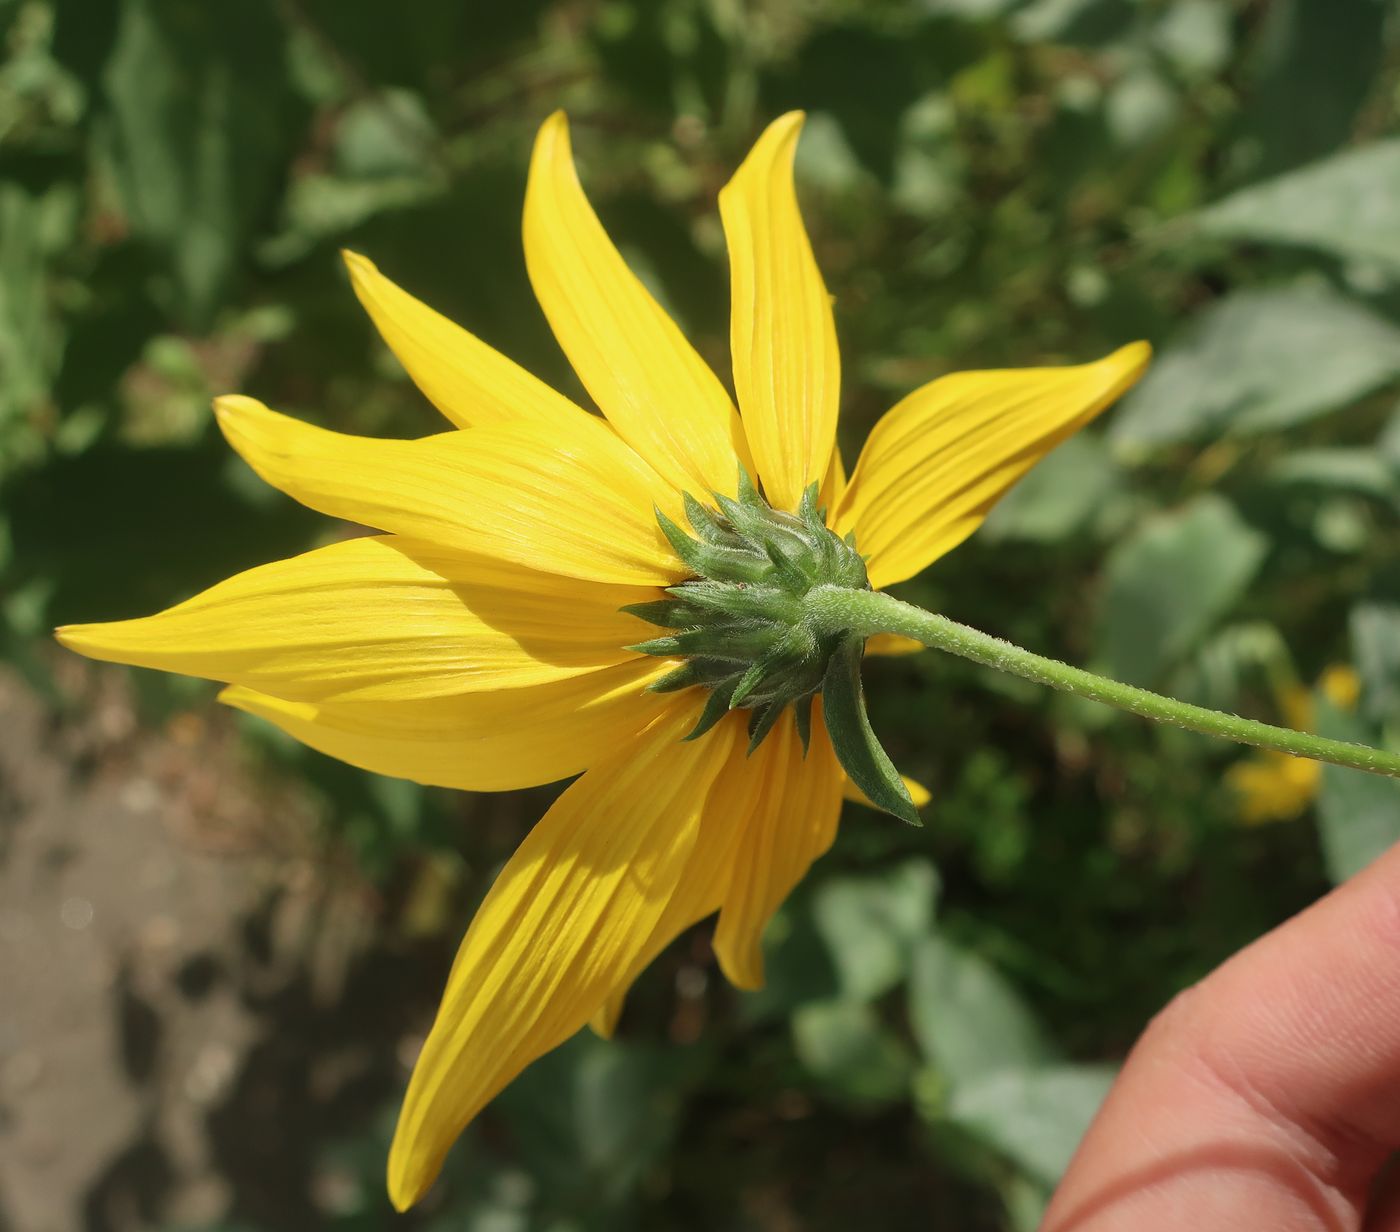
[
  {"xmin": 387, "ymin": 703, "xmax": 736, "ymax": 1210},
  {"xmin": 219, "ymin": 658, "xmax": 671, "ymax": 793},
  {"xmin": 713, "ymin": 706, "xmax": 845, "ymax": 989},
  {"xmin": 524, "ymin": 111, "xmax": 749, "ymax": 499},
  {"xmin": 342, "ymin": 250, "xmax": 590, "ymax": 430},
  {"xmin": 720, "ymin": 111, "xmax": 840, "ymax": 512},
  {"xmin": 57, "ymin": 536, "xmax": 656, "ymax": 701},
  {"xmin": 838, "ymin": 342, "xmax": 1151, "ymax": 588},
  {"xmin": 213, "ymin": 395, "xmax": 683, "ymax": 586},
  {"xmin": 589, "ymin": 712, "xmax": 757, "ymax": 1037}
]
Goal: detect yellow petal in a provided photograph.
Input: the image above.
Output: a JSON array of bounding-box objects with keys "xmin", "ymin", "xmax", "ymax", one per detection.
[
  {"xmin": 386, "ymin": 703, "xmax": 737, "ymax": 1210},
  {"xmin": 214, "ymin": 395, "xmax": 683, "ymax": 586},
  {"xmin": 719, "ymin": 112, "xmax": 840, "ymax": 512},
  {"xmin": 524, "ymin": 111, "xmax": 749, "ymax": 499},
  {"xmin": 866, "ymin": 633, "xmax": 923, "ymax": 657},
  {"xmin": 588, "ymin": 987, "xmax": 630, "ymax": 1042},
  {"xmin": 842, "ymin": 773, "xmax": 932, "ymax": 810},
  {"xmin": 57, "ymin": 536, "xmax": 656, "ymax": 701},
  {"xmin": 589, "ymin": 712, "xmax": 757, "ymax": 1037},
  {"xmin": 713, "ymin": 705, "xmax": 845, "ymax": 989},
  {"xmin": 219, "ymin": 658, "xmax": 672, "ymax": 793},
  {"xmin": 819, "ymin": 444, "xmax": 848, "ymax": 512},
  {"xmin": 342, "ymin": 250, "xmax": 591, "ymax": 430},
  {"xmin": 837, "ymin": 343, "xmax": 1151, "ymax": 588}
]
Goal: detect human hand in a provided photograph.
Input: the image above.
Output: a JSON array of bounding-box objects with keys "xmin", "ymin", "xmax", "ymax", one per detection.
[{"xmin": 1044, "ymin": 837, "xmax": 1400, "ymax": 1231}]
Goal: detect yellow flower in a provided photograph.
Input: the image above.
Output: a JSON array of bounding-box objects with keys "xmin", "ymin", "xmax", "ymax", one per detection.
[
  {"xmin": 56, "ymin": 111, "xmax": 1149, "ymax": 1207},
  {"xmin": 1227, "ymin": 665, "xmax": 1363, "ymax": 824}
]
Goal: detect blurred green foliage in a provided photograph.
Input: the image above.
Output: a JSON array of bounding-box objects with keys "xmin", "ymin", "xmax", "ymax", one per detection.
[{"xmin": 5, "ymin": 0, "xmax": 1400, "ymax": 1228}]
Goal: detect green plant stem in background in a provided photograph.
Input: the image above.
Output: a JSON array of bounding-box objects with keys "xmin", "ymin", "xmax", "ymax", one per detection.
[{"xmin": 809, "ymin": 586, "xmax": 1400, "ymax": 780}]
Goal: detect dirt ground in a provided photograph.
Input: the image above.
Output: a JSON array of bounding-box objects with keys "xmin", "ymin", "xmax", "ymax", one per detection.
[{"xmin": 0, "ymin": 666, "xmax": 443, "ymax": 1232}]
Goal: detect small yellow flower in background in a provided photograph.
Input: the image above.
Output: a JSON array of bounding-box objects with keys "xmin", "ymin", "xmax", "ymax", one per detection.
[
  {"xmin": 56, "ymin": 111, "xmax": 1149, "ymax": 1208},
  {"xmin": 1227, "ymin": 665, "xmax": 1362, "ymax": 824}
]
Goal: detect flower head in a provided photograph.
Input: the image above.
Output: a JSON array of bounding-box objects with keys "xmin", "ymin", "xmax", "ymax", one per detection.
[{"xmin": 56, "ymin": 110, "xmax": 1149, "ymax": 1207}]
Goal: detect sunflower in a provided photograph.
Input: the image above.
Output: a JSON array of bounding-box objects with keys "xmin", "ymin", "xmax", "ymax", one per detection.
[{"xmin": 56, "ymin": 110, "xmax": 1149, "ymax": 1207}]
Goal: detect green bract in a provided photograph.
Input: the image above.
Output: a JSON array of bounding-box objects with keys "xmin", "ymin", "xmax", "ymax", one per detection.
[{"xmin": 627, "ymin": 470, "xmax": 921, "ymax": 825}]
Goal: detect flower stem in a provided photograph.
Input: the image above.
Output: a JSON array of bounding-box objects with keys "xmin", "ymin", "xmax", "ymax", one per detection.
[{"xmin": 808, "ymin": 586, "xmax": 1400, "ymax": 779}]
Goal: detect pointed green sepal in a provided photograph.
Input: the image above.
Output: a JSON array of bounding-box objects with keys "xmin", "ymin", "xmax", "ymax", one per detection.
[
  {"xmin": 668, "ymin": 581, "xmax": 793, "ymax": 622},
  {"xmin": 746, "ymin": 701, "xmax": 784, "ymax": 753},
  {"xmin": 761, "ymin": 539, "xmax": 811, "ymax": 591},
  {"xmin": 683, "ymin": 492, "xmax": 738, "ymax": 546},
  {"xmin": 715, "ymin": 491, "xmax": 775, "ymax": 543},
  {"xmin": 646, "ymin": 662, "xmax": 702, "ymax": 693},
  {"xmin": 656, "ymin": 507, "xmax": 770, "ymax": 584},
  {"xmin": 736, "ymin": 465, "xmax": 764, "ymax": 507},
  {"xmin": 821, "ymin": 636, "xmax": 920, "ymax": 826},
  {"xmin": 655, "ymin": 506, "xmax": 711, "ymax": 566},
  {"xmin": 687, "ymin": 627, "xmax": 778, "ymax": 660},
  {"xmin": 628, "ymin": 634, "xmax": 683, "ymax": 658},
  {"xmin": 798, "ymin": 483, "xmax": 826, "ymax": 537},
  {"xmin": 621, "ymin": 599, "xmax": 694, "ymax": 629},
  {"xmin": 727, "ymin": 656, "xmax": 771, "ymax": 710},
  {"xmin": 685, "ymin": 686, "xmax": 736, "ymax": 741},
  {"xmin": 794, "ymin": 694, "xmax": 813, "ymax": 756}
]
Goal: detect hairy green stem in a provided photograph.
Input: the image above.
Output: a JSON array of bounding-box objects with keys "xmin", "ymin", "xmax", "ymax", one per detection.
[{"xmin": 808, "ymin": 586, "xmax": 1400, "ymax": 780}]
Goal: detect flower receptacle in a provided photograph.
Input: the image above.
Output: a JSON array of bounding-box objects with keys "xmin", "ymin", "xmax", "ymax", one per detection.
[{"xmin": 627, "ymin": 469, "xmax": 919, "ymax": 823}]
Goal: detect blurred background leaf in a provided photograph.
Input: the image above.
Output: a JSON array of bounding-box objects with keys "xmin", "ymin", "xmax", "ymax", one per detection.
[
  {"xmin": 1111, "ymin": 285, "xmax": 1400, "ymax": 446},
  {"xmin": 98, "ymin": 0, "xmax": 299, "ymax": 327},
  {"xmin": 1317, "ymin": 700, "xmax": 1400, "ymax": 884},
  {"xmin": 1095, "ymin": 495, "xmax": 1266, "ymax": 686},
  {"xmin": 1194, "ymin": 140, "xmax": 1400, "ymax": 270}
]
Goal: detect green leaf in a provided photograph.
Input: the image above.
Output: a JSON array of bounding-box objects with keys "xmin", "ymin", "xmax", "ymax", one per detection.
[
  {"xmin": 1192, "ymin": 140, "xmax": 1400, "ymax": 270},
  {"xmin": 1229, "ymin": 0, "xmax": 1388, "ymax": 181},
  {"xmin": 335, "ymin": 89, "xmax": 437, "ymax": 179},
  {"xmin": 1352, "ymin": 602, "xmax": 1400, "ymax": 722},
  {"xmin": 907, "ymin": 935, "xmax": 1051, "ymax": 1084},
  {"xmin": 792, "ymin": 999, "xmax": 915, "ymax": 1104},
  {"xmin": 1105, "ymin": 67, "xmax": 1179, "ymax": 148},
  {"xmin": 946, "ymin": 1064, "xmax": 1116, "ymax": 1186},
  {"xmin": 1111, "ymin": 286, "xmax": 1400, "ymax": 447},
  {"xmin": 1095, "ymin": 495, "xmax": 1267, "ymax": 685},
  {"xmin": 497, "ymin": 1032, "xmax": 692, "ymax": 1209},
  {"xmin": 1152, "ymin": 0, "xmax": 1231, "ymax": 80},
  {"xmin": 1268, "ymin": 449, "xmax": 1399, "ymax": 502},
  {"xmin": 919, "ymin": 0, "xmax": 1022, "ymax": 17},
  {"xmin": 1380, "ymin": 408, "xmax": 1400, "ymax": 470},
  {"xmin": 0, "ymin": 185, "xmax": 67, "ymax": 464},
  {"xmin": 1170, "ymin": 621, "xmax": 1286, "ymax": 718},
  {"xmin": 980, "ymin": 434, "xmax": 1123, "ymax": 544},
  {"xmin": 260, "ymin": 89, "xmax": 447, "ymax": 265},
  {"xmin": 821, "ymin": 636, "xmax": 920, "ymax": 825},
  {"xmin": 100, "ymin": 0, "xmax": 296, "ymax": 327},
  {"xmin": 812, "ymin": 859, "xmax": 940, "ymax": 1003},
  {"xmin": 1316, "ymin": 701, "xmax": 1400, "ymax": 885},
  {"xmin": 1011, "ymin": 0, "xmax": 1130, "ymax": 46}
]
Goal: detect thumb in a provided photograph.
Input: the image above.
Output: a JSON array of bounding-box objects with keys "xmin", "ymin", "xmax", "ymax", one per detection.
[{"xmin": 1044, "ymin": 834, "xmax": 1400, "ymax": 1231}]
